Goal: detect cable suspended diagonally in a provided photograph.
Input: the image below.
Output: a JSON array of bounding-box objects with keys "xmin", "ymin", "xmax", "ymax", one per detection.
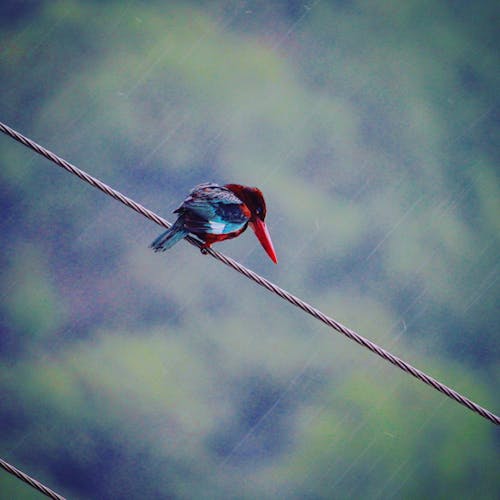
[
  {"xmin": 0, "ymin": 456, "xmax": 65, "ymax": 500},
  {"xmin": 1, "ymin": 120, "xmax": 499, "ymax": 426}
]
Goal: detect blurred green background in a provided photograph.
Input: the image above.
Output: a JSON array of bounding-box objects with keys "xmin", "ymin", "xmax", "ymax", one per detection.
[{"xmin": 1, "ymin": 1, "xmax": 499, "ymax": 498}]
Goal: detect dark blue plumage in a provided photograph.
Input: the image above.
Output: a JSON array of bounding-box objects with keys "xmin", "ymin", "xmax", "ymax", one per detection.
[
  {"xmin": 149, "ymin": 217, "xmax": 189, "ymax": 251},
  {"xmin": 151, "ymin": 183, "xmax": 249, "ymax": 250}
]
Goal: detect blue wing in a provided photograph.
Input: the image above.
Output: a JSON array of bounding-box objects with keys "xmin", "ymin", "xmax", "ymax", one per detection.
[{"xmin": 175, "ymin": 183, "xmax": 249, "ymax": 235}]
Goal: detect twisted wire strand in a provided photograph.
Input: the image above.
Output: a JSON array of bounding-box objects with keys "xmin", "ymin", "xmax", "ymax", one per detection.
[
  {"xmin": 0, "ymin": 457, "xmax": 66, "ymax": 500},
  {"xmin": 1, "ymin": 120, "xmax": 499, "ymax": 430}
]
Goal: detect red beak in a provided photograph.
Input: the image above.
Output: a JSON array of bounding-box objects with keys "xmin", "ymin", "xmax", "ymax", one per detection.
[{"xmin": 250, "ymin": 219, "xmax": 278, "ymax": 264}]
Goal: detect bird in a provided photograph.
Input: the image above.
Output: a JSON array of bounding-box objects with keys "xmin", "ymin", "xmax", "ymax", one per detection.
[{"xmin": 150, "ymin": 182, "xmax": 278, "ymax": 263}]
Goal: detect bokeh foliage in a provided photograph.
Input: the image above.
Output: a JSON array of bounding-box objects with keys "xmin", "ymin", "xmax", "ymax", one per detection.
[{"xmin": 1, "ymin": 1, "xmax": 498, "ymax": 498}]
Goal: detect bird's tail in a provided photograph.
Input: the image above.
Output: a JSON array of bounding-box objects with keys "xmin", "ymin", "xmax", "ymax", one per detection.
[{"xmin": 150, "ymin": 218, "xmax": 188, "ymax": 252}]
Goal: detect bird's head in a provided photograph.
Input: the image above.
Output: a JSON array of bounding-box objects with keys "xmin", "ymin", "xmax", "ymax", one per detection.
[{"xmin": 225, "ymin": 184, "xmax": 278, "ymax": 264}]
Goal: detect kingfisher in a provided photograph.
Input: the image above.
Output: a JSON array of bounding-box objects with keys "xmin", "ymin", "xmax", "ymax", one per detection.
[{"xmin": 150, "ymin": 182, "xmax": 278, "ymax": 263}]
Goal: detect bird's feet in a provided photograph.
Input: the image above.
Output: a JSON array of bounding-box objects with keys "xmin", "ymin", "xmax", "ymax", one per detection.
[{"xmin": 200, "ymin": 243, "xmax": 211, "ymax": 255}]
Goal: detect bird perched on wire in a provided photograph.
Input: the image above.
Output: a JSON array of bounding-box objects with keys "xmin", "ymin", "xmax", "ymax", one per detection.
[{"xmin": 150, "ymin": 182, "xmax": 278, "ymax": 263}]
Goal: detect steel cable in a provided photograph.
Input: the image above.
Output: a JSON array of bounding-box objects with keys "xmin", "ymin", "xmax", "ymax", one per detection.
[
  {"xmin": 0, "ymin": 456, "xmax": 65, "ymax": 500},
  {"xmin": 1, "ymin": 118, "xmax": 498, "ymax": 499},
  {"xmin": 1, "ymin": 120, "xmax": 498, "ymax": 430}
]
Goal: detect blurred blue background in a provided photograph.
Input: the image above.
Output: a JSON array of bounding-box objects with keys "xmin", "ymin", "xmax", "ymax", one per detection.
[{"xmin": 1, "ymin": 1, "xmax": 498, "ymax": 498}]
